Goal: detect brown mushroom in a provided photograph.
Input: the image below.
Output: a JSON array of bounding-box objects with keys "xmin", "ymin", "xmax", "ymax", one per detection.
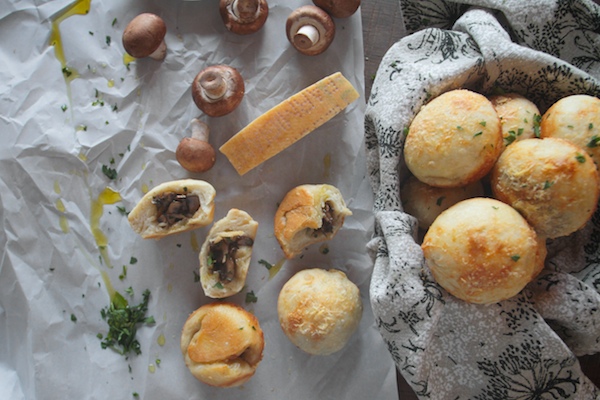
[
  {"xmin": 122, "ymin": 13, "xmax": 167, "ymax": 61},
  {"xmin": 286, "ymin": 5, "xmax": 335, "ymax": 56},
  {"xmin": 191, "ymin": 65, "xmax": 245, "ymax": 117},
  {"xmin": 176, "ymin": 118, "xmax": 216, "ymax": 173},
  {"xmin": 220, "ymin": 0, "xmax": 269, "ymax": 35},
  {"xmin": 312, "ymin": 0, "xmax": 361, "ymax": 18}
]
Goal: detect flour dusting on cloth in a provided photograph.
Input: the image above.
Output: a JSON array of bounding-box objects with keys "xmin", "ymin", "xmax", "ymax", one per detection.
[{"xmin": 366, "ymin": 0, "xmax": 600, "ymax": 398}]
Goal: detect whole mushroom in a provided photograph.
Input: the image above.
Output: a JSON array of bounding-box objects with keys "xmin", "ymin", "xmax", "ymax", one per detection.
[
  {"xmin": 122, "ymin": 13, "xmax": 167, "ymax": 61},
  {"xmin": 312, "ymin": 0, "xmax": 361, "ymax": 18},
  {"xmin": 220, "ymin": 0, "xmax": 269, "ymax": 35},
  {"xmin": 286, "ymin": 5, "xmax": 335, "ymax": 56},
  {"xmin": 191, "ymin": 65, "xmax": 245, "ymax": 117},
  {"xmin": 176, "ymin": 119, "xmax": 216, "ymax": 173}
]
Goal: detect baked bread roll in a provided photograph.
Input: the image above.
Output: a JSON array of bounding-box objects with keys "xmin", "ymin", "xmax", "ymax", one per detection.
[
  {"xmin": 277, "ymin": 268, "xmax": 362, "ymax": 355},
  {"xmin": 540, "ymin": 94, "xmax": 600, "ymax": 165},
  {"xmin": 403, "ymin": 89, "xmax": 502, "ymax": 188},
  {"xmin": 274, "ymin": 184, "xmax": 352, "ymax": 259},
  {"xmin": 199, "ymin": 209, "xmax": 258, "ymax": 298},
  {"xmin": 422, "ymin": 198, "xmax": 543, "ymax": 304},
  {"xmin": 402, "ymin": 175, "xmax": 484, "ymax": 231},
  {"xmin": 180, "ymin": 302, "xmax": 264, "ymax": 388},
  {"xmin": 491, "ymin": 137, "xmax": 600, "ymax": 239},
  {"xmin": 128, "ymin": 179, "xmax": 216, "ymax": 239},
  {"xmin": 488, "ymin": 93, "xmax": 541, "ymax": 150}
]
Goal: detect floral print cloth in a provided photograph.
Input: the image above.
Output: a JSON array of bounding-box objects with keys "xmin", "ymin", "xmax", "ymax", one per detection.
[{"xmin": 365, "ymin": 1, "xmax": 600, "ymax": 398}]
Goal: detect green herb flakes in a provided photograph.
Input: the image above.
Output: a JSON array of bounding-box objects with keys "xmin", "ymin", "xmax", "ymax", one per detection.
[
  {"xmin": 245, "ymin": 290, "xmax": 258, "ymax": 304},
  {"xmin": 479, "ymin": 121, "xmax": 487, "ymax": 127},
  {"xmin": 102, "ymin": 165, "xmax": 117, "ymax": 180},
  {"xmin": 473, "ymin": 131, "xmax": 483, "ymax": 138},
  {"xmin": 575, "ymin": 153, "xmax": 587, "ymax": 163},
  {"xmin": 106, "ymin": 36, "xmax": 111, "ymax": 46},
  {"xmin": 119, "ymin": 265, "xmax": 127, "ymax": 280},
  {"xmin": 214, "ymin": 282, "xmax": 224, "ymax": 289},
  {"xmin": 436, "ymin": 196, "xmax": 445, "ymax": 206},
  {"xmin": 533, "ymin": 114, "xmax": 542, "ymax": 138},
  {"xmin": 71, "ymin": 313, "xmax": 77, "ymax": 322},
  {"xmin": 258, "ymin": 259, "xmax": 273, "ymax": 270},
  {"xmin": 61, "ymin": 104, "xmax": 68, "ymax": 112},
  {"xmin": 587, "ymin": 135, "xmax": 600, "ymax": 148},
  {"xmin": 511, "ymin": 255, "xmax": 521, "ymax": 262}
]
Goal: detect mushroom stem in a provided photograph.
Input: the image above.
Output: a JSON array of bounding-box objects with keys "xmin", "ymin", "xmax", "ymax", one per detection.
[
  {"xmin": 148, "ymin": 39, "xmax": 167, "ymax": 60},
  {"xmin": 190, "ymin": 118, "xmax": 210, "ymax": 142},
  {"xmin": 232, "ymin": 0, "xmax": 259, "ymax": 20},
  {"xmin": 200, "ymin": 71, "xmax": 227, "ymax": 101},
  {"xmin": 294, "ymin": 25, "xmax": 320, "ymax": 50}
]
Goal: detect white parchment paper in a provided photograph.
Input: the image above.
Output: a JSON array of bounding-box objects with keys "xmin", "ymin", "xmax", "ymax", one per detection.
[{"xmin": 0, "ymin": 1, "xmax": 398, "ymax": 399}]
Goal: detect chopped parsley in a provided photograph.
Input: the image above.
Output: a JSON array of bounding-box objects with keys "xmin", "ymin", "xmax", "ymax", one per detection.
[
  {"xmin": 71, "ymin": 313, "xmax": 77, "ymax": 322},
  {"xmin": 106, "ymin": 35, "xmax": 111, "ymax": 46},
  {"xmin": 116, "ymin": 205, "xmax": 128, "ymax": 215},
  {"xmin": 587, "ymin": 135, "xmax": 600, "ymax": 148},
  {"xmin": 473, "ymin": 131, "xmax": 483, "ymax": 137},
  {"xmin": 575, "ymin": 153, "xmax": 587, "ymax": 163},
  {"xmin": 119, "ymin": 265, "xmax": 127, "ymax": 280},
  {"xmin": 436, "ymin": 196, "xmax": 445, "ymax": 206},
  {"xmin": 213, "ymin": 282, "xmax": 224, "ymax": 289},
  {"xmin": 62, "ymin": 67, "xmax": 73, "ymax": 78},
  {"xmin": 245, "ymin": 290, "xmax": 258, "ymax": 304},
  {"xmin": 61, "ymin": 104, "xmax": 68, "ymax": 112},
  {"xmin": 99, "ymin": 289, "xmax": 155, "ymax": 356},
  {"xmin": 102, "ymin": 165, "xmax": 117, "ymax": 180},
  {"xmin": 258, "ymin": 259, "xmax": 273, "ymax": 270},
  {"xmin": 533, "ymin": 114, "xmax": 542, "ymax": 138},
  {"xmin": 511, "ymin": 255, "xmax": 521, "ymax": 262}
]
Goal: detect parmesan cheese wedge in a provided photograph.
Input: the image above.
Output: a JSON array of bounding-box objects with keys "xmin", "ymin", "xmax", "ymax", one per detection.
[{"xmin": 219, "ymin": 72, "xmax": 359, "ymax": 175}]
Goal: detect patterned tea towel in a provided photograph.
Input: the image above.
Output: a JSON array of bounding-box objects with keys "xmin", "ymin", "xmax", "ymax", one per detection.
[{"xmin": 365, "ymin": 1, "xmax": 600, "ymax": 398}]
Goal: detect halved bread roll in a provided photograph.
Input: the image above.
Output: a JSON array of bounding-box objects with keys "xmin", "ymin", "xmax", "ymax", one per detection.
[
  {"xmin": 128, "ymin": 179, "xmax": 216, "ymax": 239},
  {"xmin": 180, "ymin": 302, "xmax": 264, "ymax": 388},
  {"xmin": 274, "ymin": 184, "xmax": 352, "ymax": 259},
  {"xmin": 200, "ymin": 209, "xmax": 259, "ymax": 298}
]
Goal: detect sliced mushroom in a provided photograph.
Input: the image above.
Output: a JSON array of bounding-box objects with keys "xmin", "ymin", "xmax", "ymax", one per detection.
[
  {"xmin": 220, "ymin": 0, "xmax": 269, "ymax": 35},
  {"xmin": 286, "ymin": 5, "xmax": 335, "ymax": 56},
  {"xmin": 191, "ymin": 65, "xmax": 245, "ymax": 117},
  {"xmin": 176, "ymin": 118, "xmax": 216, "ymax": 173},
  {"xmin": 313, "ymin": 0, "xmax": 361, "ymax": 18},
  {"xmin": 152, "ymin": 191, "xmax": 201, "ymax": 227},
  {"xmin": 122, "ymin": 13, "xmax": 167, "ymax": 60},
  {"xmin": 208, "ymin": 234, "xmax": 254, "ymax": 283}
]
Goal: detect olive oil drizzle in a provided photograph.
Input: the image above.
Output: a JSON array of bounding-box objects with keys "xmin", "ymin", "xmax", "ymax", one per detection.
[
  {"xmin": 90, "ymin": 186, "xmax": 122, "ymax": 269},
  {"xmin": 49, "ymin": 0, "xmax": 91, "ymax": 89}
]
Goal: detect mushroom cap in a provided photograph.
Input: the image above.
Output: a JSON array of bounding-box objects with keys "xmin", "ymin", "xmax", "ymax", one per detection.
[
  {"xmin": 220, "ymin": 0, "xmax": 269, "ymax": 35},
  {"xmin": 176, "ymin": 137, "xmax": 216, "ymax": 173},
  {"xmin": 122, "ymin": 13, "xmax": 167, "ymax": 58},
  {"xmin": 286, "ymin": 5, "xmax": 335, "ymax": 56},
  {"xmin": 191, "ymin": 65, "xmax": 245, "ymax": 117},
  {"xmin": 312, "ymin": 0, "xmax": 361, "ymax": 18}
]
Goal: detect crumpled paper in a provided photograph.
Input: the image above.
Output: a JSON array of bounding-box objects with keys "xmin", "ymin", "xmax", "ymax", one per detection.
[
  {"xmin": 0, "ymin": 1, "xmax": 398, "ymax": 399},
  {"xmin": 366, "ymin": 0, "xmax": 600, "ymax": 398}
]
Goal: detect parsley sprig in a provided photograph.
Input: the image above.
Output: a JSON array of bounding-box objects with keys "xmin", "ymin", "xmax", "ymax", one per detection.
[{"xmin": 99, "ymin": 289, "xmax": 155, "ymax": 356}]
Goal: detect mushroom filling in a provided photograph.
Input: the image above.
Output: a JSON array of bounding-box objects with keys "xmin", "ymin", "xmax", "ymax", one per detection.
[
  {"xmin": 208, "ymin": 235, "xmax": 254, "ymax": 283},
  {"xmin": 152, "ymin": 191, "xmax": 201, "ymax": 227},
  {"xmin": 313, "ymin": 201, "xmax": 335, "ymax": 237}
]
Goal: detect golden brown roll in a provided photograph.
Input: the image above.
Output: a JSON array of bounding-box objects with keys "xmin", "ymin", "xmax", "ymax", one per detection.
[
  {"xmin": 180, "ymin": 302, "xmax": 264, "ymax": 388},
  {"xmin": 199, "ymin": 209, "xmax": 259, "ymax": 298},
  {"xmin": 403, "ymin": 89, "xmax": 502, "ymax": 188},
  {"xmin": 491, "ymin": 137, "xmax": 600, "ymax": 239},
  {"xmin": 128, "ymin": 179, "xmax": 215, "ymax": 239},
  {"xmin": 277, "ymin": 268, "xmax": 362, "ymax": 355},
  {"xmin": 274, "ymin": 184, "xmax": 352, "ymax": 259},
  {"xmin": 401, "ymin": 175, "xmax": 485, "ymax": 231},
  {"xmin": 489, "ymin": 92, "xmax": 541, "ymax": 150},
  {"xmin": 422, "ymin": 198, "xmax": 543, "ymax": 304},
  {"xmin": 540, "ymin": 94, "xmax": 600, "ymax": 166}
]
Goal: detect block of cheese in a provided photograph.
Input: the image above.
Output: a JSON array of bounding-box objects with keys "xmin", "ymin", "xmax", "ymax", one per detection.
[{"xmin": 219, "ymin": 72, "xmax": 359, "ymax": 175}]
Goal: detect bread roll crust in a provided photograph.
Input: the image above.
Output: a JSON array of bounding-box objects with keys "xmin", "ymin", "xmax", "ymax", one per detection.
[
  {"xmin": 540, "ymin": 94, "xmax": 600, "ymax": 165},
  {"xmin": 491, "ymin": 137, "xmax": 600, "ymax": 239},
  {"xmin": 489, "ymin": 92, "xmax": 541, "ymax": 150},
  {"xmin": 128, "ymin": 179, "xmax": 215, "ymax": 239},
  {"xmin": 402, "ymin": 176, "xmax": 484, "ymax": 231},
  {"xmin": 404, "ymin": 89, "xmax": 502, "ymax": 188},
  {"xmin": 200, "ymin": 209, "xmax": 259, "ymax": 298},
  {"xmin": 274, "ymin": 184, "xmax": 352, "ymax": 259},
  {"xmin": 422, "ymin": 198, "xmax": 542, "ymax": 304},
  {"xmin": 180, "ymin": 302, "xmax": 264, "ymax": 387},
  {"xmin": 277, "ymin": 268, "xmax": 362, "ymax": 355}
]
